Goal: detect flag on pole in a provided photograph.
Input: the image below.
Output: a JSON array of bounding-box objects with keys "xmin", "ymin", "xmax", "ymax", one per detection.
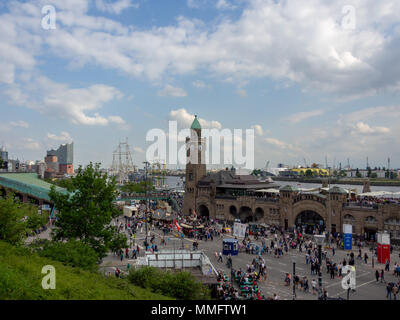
[{"xmin": 174, "ymin": 218, "xmax": 181, "ymax": 232}]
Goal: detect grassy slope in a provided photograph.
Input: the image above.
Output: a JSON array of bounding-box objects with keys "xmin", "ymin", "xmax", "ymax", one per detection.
[{"xmin": 0, "ymin": 241, "xmax": 172, "ymax": 300}]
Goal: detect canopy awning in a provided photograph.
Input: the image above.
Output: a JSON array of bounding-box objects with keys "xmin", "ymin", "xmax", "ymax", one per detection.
[
  {"xmin": 255, "ymin": 188, "xmax": 280, "ymax": 193},
  {"xmin": 358, "ymin": 191, "xmax": 400, "ymax": 198}
]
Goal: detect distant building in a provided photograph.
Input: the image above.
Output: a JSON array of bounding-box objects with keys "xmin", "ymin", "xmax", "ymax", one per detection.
[
  {"xmin": 47, "ymin": 142, "xmax": 74, "ymax": 174},
  {"xmin": 0, "ymin": 146, "xmax": 8, "ymax": 161}
]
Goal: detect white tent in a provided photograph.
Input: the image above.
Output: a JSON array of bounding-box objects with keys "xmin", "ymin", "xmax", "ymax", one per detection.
[
  {"xmin": 255, "ymin": 188, "xmax": 280, "ymax": 194},
  {"xmin": 358, "ymin": 191, "xmax": 395, "ymax": 198}
]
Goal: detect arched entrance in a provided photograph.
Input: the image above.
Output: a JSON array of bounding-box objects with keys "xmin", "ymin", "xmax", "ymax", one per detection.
[
  {"xmin": 198, "ymin": 204, "xmax": 209, "ymax": 219},
  {"xmin": 229, "ymin": 205, "xmax": 238, "ymax": 219},
  {"xmin": 295, "ymin": 210, "xmax": 325, "ymax": 234},
  {"xmin": 254, "ymin": 208, "xmax": 264, "ymax": 222},
  {"xmin": 239, "ymin": 206, "xmax": 253, "ymax": 223}
]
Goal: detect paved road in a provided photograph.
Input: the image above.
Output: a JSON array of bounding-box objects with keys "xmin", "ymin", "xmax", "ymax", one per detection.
[
  {"xmin": 30, "ymin": 220, "xmax": 400, "ymax": 300},
  {"xmin": 105, "ymin": 221, "xmax": 400, "ymax": 300}
]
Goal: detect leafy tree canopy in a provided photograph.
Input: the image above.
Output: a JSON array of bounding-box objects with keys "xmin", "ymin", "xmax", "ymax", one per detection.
[
  {"xmin": 0, "ymin": 194, "xmax": 46, "ymax": 245},
  {"xmin": 49, "ymin": 162, "xmax": 121, "ymax": 259}
]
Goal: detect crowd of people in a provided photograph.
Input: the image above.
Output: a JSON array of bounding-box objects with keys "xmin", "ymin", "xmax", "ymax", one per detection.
[{"xmin": 109, "ymin": 192, "xmax": 400, "ymax": 300}]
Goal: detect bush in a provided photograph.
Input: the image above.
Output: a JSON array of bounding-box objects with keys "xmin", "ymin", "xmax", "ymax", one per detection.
[
  {"xmin": 0, "ymin": 240, "xmax": 171, "ymax": 300},
  {"xmin": 31, "ymin": 240, "xmax": 99, "ymax": 272},
  {"xmin": 128, "ymin": 266, "xmax": 210, "ymax": 300}
]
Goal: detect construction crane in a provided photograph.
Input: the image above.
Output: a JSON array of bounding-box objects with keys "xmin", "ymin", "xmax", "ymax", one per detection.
[
  {"xmin": 303, "ymin": 158, "xmax": 308, "ymax": 168},
  {"xmin": 150, "ymin": 159, "xmax": 167, "ymax": 189},
  {"xmin": 110, "ymin": 138, "xmax": 137, "ymax": 185}
]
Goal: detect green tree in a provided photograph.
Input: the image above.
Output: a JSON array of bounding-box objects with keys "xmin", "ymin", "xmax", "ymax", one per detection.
[
  {"xmin": 370, "ymin": 172, "xmax": 378, "ymax": 179},
  {"xmin": 121, "ymin": 181, "xmax": 153, "ymax": 193},
  {"xmin": 30, "ymin": 239, "xmax": 99, "ymax": 272},
  {"xmin": 128, "ymin": 266, "xmax": 210, "ymax": 300},
  {"xmin": 109, "ymin": 232, "xmax": 128, "ymax": 255},
  {"xmin": 305, "ymin": 169, "xmax": 313, "ymax": 177},
  {"xmin": 0, "ymin": 195, "xmax": 43, "ymax": 245},
  {"xmin": 49, "ymin": 162, "xmax": 121, "ymax": 259},
  {"xmin": 355, "ymin": 168, "xmax": 362, "ymax": 178}
]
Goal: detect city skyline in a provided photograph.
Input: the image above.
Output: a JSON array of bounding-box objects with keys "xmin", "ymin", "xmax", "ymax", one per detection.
[{"xmin": 1, "ymin": 0, "xmax": 400, "ymax": 168}]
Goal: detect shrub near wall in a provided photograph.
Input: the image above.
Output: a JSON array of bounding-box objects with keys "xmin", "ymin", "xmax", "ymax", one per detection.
[{"xmin": 128, "ymin": 266, "xmax": 210, "ymax": 300}]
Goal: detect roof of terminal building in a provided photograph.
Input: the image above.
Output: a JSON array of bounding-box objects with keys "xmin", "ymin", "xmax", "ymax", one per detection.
[
  {"xmin": 198, "ymin": 170, "xmax": 278, "ymax": 189},
  {"xmin": 328, "ymin": 186, "xmax": 348, "ymax": 194},
  {"xmin": 279, "ymin": 185, "xmax": 299, "ymax": 192},
  {"xmin": 0, "ymin": 173, "xmax": 68, "ymax": 201}
]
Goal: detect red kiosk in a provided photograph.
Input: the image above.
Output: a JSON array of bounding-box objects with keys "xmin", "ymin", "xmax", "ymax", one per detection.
[{"xmin": 377, "ymin": 232, "xmax": 390, "ymax": 264}]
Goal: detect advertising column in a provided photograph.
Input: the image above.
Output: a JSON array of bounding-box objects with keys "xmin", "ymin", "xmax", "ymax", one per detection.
[
  {"xmin": 343, "ymin": 224, "xmax": 352, "ymax": 250},
  {"xmin": 377, "ymin": 232, "xmax": 391, "ymax": 264}
]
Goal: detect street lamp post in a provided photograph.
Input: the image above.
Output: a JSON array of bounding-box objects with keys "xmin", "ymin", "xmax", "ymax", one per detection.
[
  {"xmin": 292, "ymin": 256, "xmax": 296, "ymax": 300},
  {"xmin": 143, "ymin": 161, "xmax": 149, "ymax": 248},
  {"xmin": 314, "ymin": 234, "xmax": 325, "ymax": 300}
]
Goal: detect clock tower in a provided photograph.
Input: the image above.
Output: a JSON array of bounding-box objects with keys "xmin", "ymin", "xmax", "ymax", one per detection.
[{"xmin": 183, "ymin": 115, "xmax": 206, "ymax": 216}]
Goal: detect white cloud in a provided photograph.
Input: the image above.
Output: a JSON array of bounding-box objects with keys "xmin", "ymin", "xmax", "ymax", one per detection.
[
  {"xmin": 169, "ymin": 108, "xmax": 222, "ymax": 129},
  {"xmin": 21, "ymin": 138, "xmax": 40, "ymax": 151},
  {"xmin": 5, "ymin": 76, "xmax": 124, "ymax": 126},
  {"xmin": 264, "ymin": 137, "xmax": 288, "ymax": 149},
  {"xmin": 286, "ymin": 109, "xmax": 326, "ymax": 124},
  {"xmin": 47, "ymin": 131, "xmax": 73, "ymax": 142},
  {"xmin": 133, "ymin": 146, "xmax": 144, "ymax": 153},
  {"xmin": 353, "ymin": 122, "xmax": 390, "ymax": 134},
  {"xmin": 251, "ymin": 124, "xmax": 263, "ymax": 136},
  {"xmin": 216, "ymin": 0, "xmax": 236, "ymax": 10},
  {"xmin": 108, "ymin": 116, "xmax": 126, "ymax": 124},
  {"xmin": 158, "ymin": 84, "xmax": 187, "ymax": 97},
  {"xmin": 236, "ymin": 89, "xmax": 247, "ymax": 97},
  {"xmin": 2, "ymin": 0, "xmax": 400, "ymax": 100},
  {"xmin": 192, "ymin": 80, "xmax": 207, "ymax": 88},
  {"xmin": 187, "ymin": 0, "xmax": 206, "ymax": 9},
  {"xmin": 10, "ymin": 120, "xmax": 29, "ymax": 128},
  {"xmin": 95, "ymin": 0, "xmax": 138, "ymax": 14}
]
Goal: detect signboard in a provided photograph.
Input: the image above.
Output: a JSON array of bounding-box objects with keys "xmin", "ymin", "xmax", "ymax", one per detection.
[
  {"xmin": 377, "ymin": 232, "xmax": 391, "ymax": 263},
  {"xmin": 233, "ymin": 222, "xmax": 247, "ymax": 239},
  {"xmin": 343, "ymin": 224, "xmax": 352, "ymax": 250}
]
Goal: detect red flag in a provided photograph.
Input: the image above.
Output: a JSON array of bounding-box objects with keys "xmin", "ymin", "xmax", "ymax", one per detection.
[{"xmin": 174, "ymin": 219, "xmax": 181, "ymax": 232}]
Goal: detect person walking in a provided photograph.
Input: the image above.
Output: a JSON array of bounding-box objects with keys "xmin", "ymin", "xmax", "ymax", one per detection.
[
  {"xmin": 375, "ymin": 270, "xmax": 380, "ymax": 283},
  {"xmin": 330, "ymin": 265, "xmax": 335, "ymax": 279},
  {"xmin": 381, "ymin": 269, "xmax": 385, "ymax": 283},
  {"xmin": 387, "ymin": 282, "xmax": 394, "ymax": 300},
  {"xmin": 311, "ymin": 279, "xmax": 317, "ymax": 295},
  {"xmin": 393, "ymin": 284, "xmax": 399, "ymax": 300},
  {"xmin": 385, "ymin": 260, "xmax": 390, "ymax": 272}
]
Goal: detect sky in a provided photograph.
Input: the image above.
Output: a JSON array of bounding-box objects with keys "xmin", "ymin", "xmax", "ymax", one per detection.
[{"xmin": 1, "ymin": 0, "xmax": 400, "ymax": 170}]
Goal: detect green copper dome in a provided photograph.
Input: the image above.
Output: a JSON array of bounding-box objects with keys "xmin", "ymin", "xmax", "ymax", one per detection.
[{"xmin": 190, "ymin": 115, "xmax": 202, "ymax": 130}]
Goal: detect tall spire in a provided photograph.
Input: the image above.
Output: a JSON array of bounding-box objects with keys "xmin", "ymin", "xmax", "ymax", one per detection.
[{"xmin": 190, "ymin": 115, "xmax": 201, "ymax": 130}]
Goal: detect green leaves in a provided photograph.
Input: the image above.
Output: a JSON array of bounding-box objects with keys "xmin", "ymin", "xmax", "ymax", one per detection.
[
  {"xmin": 120, "ymin": 180, "xmax": 154, "ymax": 194},
  {"xmin": 0, "ymin": 194, "xmax": 43, "ymax": 245},
  {"xmin": 31, "ymin": 239, "xmax": 99, "ymax": 272},
  {"xmin": 49, "ymin": 162, "xmax": 121, "ymax": 260},
  {"xmin": 128, "ymin": 266, "xmax": 210, "ymax": 300}
]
